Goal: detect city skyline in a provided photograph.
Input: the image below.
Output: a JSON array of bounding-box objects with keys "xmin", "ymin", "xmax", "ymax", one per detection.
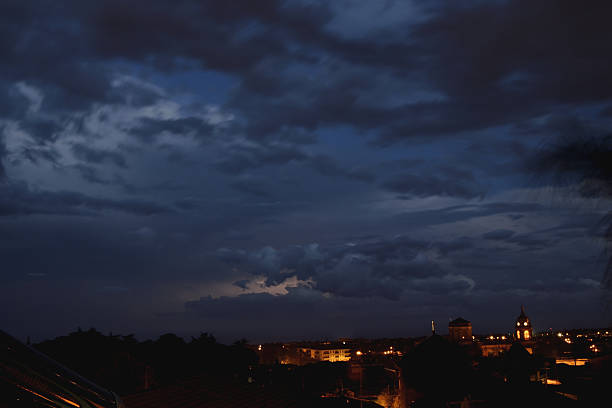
[{"xmin": 2, "ymin": 0, "xmax": 612, "ymax": 343}]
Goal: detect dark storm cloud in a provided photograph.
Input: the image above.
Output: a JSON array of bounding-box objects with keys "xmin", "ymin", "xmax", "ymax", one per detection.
[
  {"xmin": 2, "ymin": 0, "xmax": 611, "ymax": 341},
  {"xmin": 507, "ymin": 234, "xmax": 555, "ymax": 251},
  {"xmin": 0, "ymin": 138, "xmax": 6, "ymax": 180},
  {"xmin": 71, "ymin": 144, "xmax": 128, "ymax": 168},
  {"xmin": 419, "ymin": 2, "xmax": 605, "ymax": 117},
  {"xmin": 232, "ymin": 279, "xmax": 250, "ymax": 290},
  {"xmin": 88, "ymin": 0, "xmax": 332, "ymax": 72},
  {"xmin": 436, "ymin": 237, "xmax": 475, "ymax": 255},
  {"xmin": 230, "ymin": 178, "xmax": 273, "ymax": 198},
  {"xmin": 0, "ymin": 2, "xmax": 142, "ymax": 110},
  {"xmin": 215, "ymin": 141, "xmax": 375, "ymax": 185},
  {"xmin": 71, "ymin": 164, "xmax": 113, "ymax": 185},
  {"xmin": 215, "ymin": 145, "xmax": 306, "ymax": 174},
  {"xmin": 368, "ymin": 0, "xmax": 612, "ymax": 144},
  {"xmin": 228, "ymin": 71, "xmax": 409, "ymax": 140},
  {"xmin": 392, "ymin": 202, "xmax": 545, "ymax": 229},
  {"xmin": 308, "ymin": 154, "xmax": 375, "ymax": 182},
  {"xmin": 214, "ymin": 236, "xmax": 472, "ymax": 301},
  {"xmin": 531, "ymin": 132, "xmax": 612, "ymax": 198},
  {"xmin": 483, "ymin": 229, "xmax": 516, "ymax": 240},
  {"xmin": 381, "ymin": 169, "xmax": 482, "ymax": 198},
  {"xmin": 4, "ymin": 0, "xmax": 612, "ymax": 143},
  {"xmin": 106, "ymin": 78, "xmax": 165, "ymax": 107},
  {"xmin": 129, "ymin": 117, "xmax": 215, "ymax": 143},
  {"xmin": 19, "ymin": 147, "xmax": 61, "ymax": 166},
  {"xmin": 0, "ymin": 83, "xmax": 28, "ymax": 118},
  {"xmin": 0, "ymin": 182, "xmax": 172, "ymax": 216},
  {"xmin": 18, "ymin": 118, "xmax": 63, "ymax": 144},
  {"xmin": 208, "ymin": 204, "xmax": 606, "ymax": 306},
  {"xmin": 528, "ymin": 277, "xmax": 601, "ymax": 294}
]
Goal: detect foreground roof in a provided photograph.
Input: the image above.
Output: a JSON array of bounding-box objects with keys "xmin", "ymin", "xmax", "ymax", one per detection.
[{"xmin": 123, "ymin": 377, "xmax": 311, "ymax": 408}]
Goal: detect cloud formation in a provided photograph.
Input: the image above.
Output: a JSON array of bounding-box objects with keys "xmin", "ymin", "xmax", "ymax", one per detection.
[{"xmin": 1, "ymin": 0, "xmax": 611, "ymax": 342}]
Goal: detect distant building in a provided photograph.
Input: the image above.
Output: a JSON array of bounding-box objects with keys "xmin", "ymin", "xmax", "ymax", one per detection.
[
  {"xmin": 480, "ymin": 335, "xmax": 512, "ymax": 357},
  {"xmin": 514, "ymin": 305, "xmax": 535, "ymax": 354},
  {"xmin": 448, "ymin": 317, "xmax": 472, "ymax": 342},
  {"xmin": 300, "ymin": 345, "xmax": 351, "ymax": 362},
  {"xmin": 515, "ymin": 305, "xmax": 533, "ymax": 341}
]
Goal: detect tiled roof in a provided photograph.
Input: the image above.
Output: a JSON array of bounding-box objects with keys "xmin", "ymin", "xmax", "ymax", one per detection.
[
  {"xmin": 448, "ymin": 317, "xmax": 471, "ymax": 326},
  {"xmin": 122, "ymin": 377, "xmax": 310, "ymax": 408}
]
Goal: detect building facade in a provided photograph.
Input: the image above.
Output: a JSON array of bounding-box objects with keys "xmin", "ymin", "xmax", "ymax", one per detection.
[
  {"xmin": 449, "ymin": 317, "xmax": 472, "ymax": 342},
  {"xmin": 301, "ymin": 346, "xmax": 352, "ymax": 362}
]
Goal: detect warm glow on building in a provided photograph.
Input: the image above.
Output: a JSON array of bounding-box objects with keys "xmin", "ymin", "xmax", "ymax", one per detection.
[
  {"xmin": 556, "ymin": 358, "xmax": 589, "ymax": 366},
  {"xmin": 481, "ymin": 343, "xmax": 512, "ymax": 357},
  {"xmin": 515, "ymin": 306, "xmax": 532, "ymax": 341},
  {"xmin": 301, "ymin": 346, "xmax": 351, "ymax": 362}
]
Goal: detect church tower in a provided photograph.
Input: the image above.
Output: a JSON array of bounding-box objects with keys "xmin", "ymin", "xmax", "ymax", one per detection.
[
  {"xmin": 449, "ymin": 317, "xmax": 472, "ymax": 342},
  {"xmin": 515, "ymin": 305, "xmax": 532, "ymax": 341}
]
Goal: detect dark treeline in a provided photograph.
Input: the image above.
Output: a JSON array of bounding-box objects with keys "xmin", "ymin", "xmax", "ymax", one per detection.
[{"xmin": 33, "ymin": 328, "xmax": 257, "ymax": 396}]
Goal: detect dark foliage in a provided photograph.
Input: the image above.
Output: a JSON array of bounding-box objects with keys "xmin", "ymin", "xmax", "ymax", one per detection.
[
  {"xmin": 533, "ymin": 134, "xmax": 612, "ymax": 198},
  {"xmin": 400, "ymin": 334, "xmax": 475, "ymax": 405},
  {"xmin": 531, "ymin": 134, "xmax": 612, "ymax": 294},
  {"xmin": 34, "ymin": 328, "xmax": 257, "ymax": 396}
]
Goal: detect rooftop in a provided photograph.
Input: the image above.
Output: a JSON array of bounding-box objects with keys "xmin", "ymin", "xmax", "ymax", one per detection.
[{"xmin": 449, "ymin": 317, "xmax": 471, "ymax": 327}]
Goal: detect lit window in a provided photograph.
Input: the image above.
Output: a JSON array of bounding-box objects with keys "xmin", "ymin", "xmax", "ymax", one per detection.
[
  {"xmin": 523, "ymin": 322, "xmax": 528, "ymax": 326},
  {"xmin": 524, "ymin": 330, "xmax": 530, "ymax": 340},
  {"xmin": 516, "ymin": 330, "xmax": 520, "ymax": 338},
  {"xmin": 517, "ymin": 322, "xmax": 520, "ymax": 327}
]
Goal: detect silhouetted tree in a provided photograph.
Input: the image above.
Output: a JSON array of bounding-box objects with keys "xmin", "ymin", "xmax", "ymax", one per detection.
[
  {"xmin": 34, "ymin": 329, "xmax": 261, "ymax": 396},
  {"xmin": 531, "ymin": 133, "xmax": 612, "ymax": 308}
]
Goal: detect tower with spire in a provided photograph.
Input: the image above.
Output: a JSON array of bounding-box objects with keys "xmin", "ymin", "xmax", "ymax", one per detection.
[{"xmin": 515, "ymin": 305, "xmax": 533, "ymax": 341}]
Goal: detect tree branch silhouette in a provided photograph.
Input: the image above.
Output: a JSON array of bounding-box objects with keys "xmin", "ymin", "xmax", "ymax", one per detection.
[{"xmin": 531, "ymin": 133, "xmax": 612, "ymax": 299}]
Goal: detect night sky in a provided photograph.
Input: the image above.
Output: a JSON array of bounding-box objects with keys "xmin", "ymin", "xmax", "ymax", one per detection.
[{"xmin": 2, "ymin": 0, "xmax": 612, "ymax": 343}]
